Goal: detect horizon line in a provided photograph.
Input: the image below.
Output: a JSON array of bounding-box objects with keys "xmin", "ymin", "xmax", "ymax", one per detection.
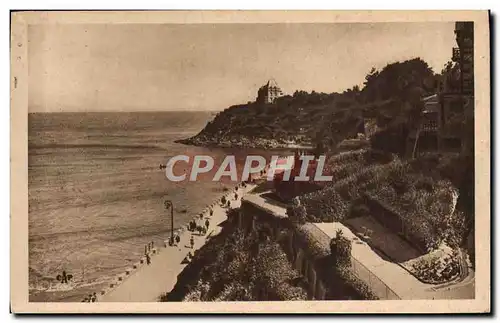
[{"xmin": 28, "ymin": 110, "xmax": 222, "ymax": 114}]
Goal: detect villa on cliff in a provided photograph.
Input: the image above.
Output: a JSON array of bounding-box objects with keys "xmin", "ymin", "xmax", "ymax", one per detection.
[{"xmin": 256, "ymin": 79, "xmax": 284, "ymax": 104}]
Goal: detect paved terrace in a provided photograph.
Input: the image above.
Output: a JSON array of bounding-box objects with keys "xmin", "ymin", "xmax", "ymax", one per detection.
[{"xmin": 243, "ymin": 191, "xmax": 475, "ymax": 300}]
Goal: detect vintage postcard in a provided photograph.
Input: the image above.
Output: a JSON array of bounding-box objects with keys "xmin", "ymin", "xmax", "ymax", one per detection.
[{"xmin": 11, "ymin": 10, "xmax": 490, "ymax": 313}]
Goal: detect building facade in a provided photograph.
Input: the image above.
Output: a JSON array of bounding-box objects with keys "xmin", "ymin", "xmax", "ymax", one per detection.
[
  {"xmin": 407, "ymin": 21, "xmax": 474, "ymax": 157},
  {"xmin": 256, "ymin": 79, "xmax": 284, "ymax": 104}
]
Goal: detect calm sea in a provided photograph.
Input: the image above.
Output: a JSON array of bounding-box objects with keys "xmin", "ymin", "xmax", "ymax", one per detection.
[{"xmin": 28, "ymin": 111, "xmax": 275, "ymax": 302}]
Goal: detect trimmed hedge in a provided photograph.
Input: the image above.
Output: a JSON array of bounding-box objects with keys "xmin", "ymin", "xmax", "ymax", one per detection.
[{"xmin": 289, "ymin": 186, "xmax": 350, "ymax": 223}]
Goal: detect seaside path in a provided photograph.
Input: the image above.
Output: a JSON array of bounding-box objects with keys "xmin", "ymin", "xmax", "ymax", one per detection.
[{"xmin": 99, "ymin": 184, "xmax": 255, "ymax": 302}]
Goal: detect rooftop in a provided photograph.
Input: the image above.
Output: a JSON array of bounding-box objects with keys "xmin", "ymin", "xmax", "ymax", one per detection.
[
  {"xmin": 241, "ymin": 191, "xmax": 288, "ymax": 219},
  {"xmin": 267, "ymin": 78, "xmax": 280, "ymax": 88}
]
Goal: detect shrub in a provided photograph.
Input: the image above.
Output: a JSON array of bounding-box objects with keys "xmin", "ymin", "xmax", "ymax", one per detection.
[
  {"xmin": 295, "ymin": 223, "xmax": 331, "ymax": 258},
  {"xmin": 274, "ymin": 283, "xmax": 308, "ymax": 301},
  {"xmin": 414, "ymin": 175, "xmax": 435, "ymax": 192},
  {"xmin": 287, "ymin": 205, "xmax": 307, "ymax": 224},
  {"xmin": 325, "ymin": 149, "xmax": 366, "ymax": 167},
  {"xmin": 350, "ymin": 202, "xmax": 370, "ymax": 218},
  {"xmin": 330, "ymin": 230, "xmax": 352, "ymax": 268},
  {"xmin": 370, "ymin": 123, "xmax": 408, "ymax": 156},
  {"xmin": 441, "ymin": 210, "xmax": 468, "ymax": 248},
  {"xmin": 336, "ymin": 266, "xmax": 379, "ymax": 300},
  {"xmin": 410, "ymin": 249, "xmax": 461, "ymax": 284},
  {"xmin": 297, "ymin": 187, "xmax": 349, "ymax": 222},
  {"xmin": 363, "ymin": 149, "xmax": 395, "ymax": 164}
]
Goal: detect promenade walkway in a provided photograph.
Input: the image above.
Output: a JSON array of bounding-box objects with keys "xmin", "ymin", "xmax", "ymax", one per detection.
[{"xmin": 99, "ymin": 184, "xmax": 255, "ymax": 302}]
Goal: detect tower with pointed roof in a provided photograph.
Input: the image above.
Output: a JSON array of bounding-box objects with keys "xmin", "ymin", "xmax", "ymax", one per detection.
[{"xmin": 256, "ymin": 78, "xmax": 284, "ymax": 104}]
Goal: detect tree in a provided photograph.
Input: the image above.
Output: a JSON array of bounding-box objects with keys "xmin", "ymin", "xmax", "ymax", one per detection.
[
  {"xmin": 360, "ymin": 58, "xmax": 435, "ymax": 104},
  {"xmin": 441, "ymin": 60, "xmax": 455, "ymax": 75},
  {"xmin": 313, "ymin": 130, "xmax": 325, "ymax": 159},
  {"xmin": 364, "ymin": 67, "xmax": 379, "ymax": 86}
]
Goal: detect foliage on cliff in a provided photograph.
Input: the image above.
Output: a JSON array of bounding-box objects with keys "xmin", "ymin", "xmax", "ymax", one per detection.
[
  {"xmin": 286, "ymin": 149, "xmax": 469, "ymax": 252},
  {"xmin": 179, "ymin": 58, "xmax": 438, "ymax": 149},
  {"xmin": 163, "ymin": 228, "xmax": 307, "ymax": 301}
]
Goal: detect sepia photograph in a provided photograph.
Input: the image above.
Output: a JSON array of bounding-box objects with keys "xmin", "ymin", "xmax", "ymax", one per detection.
[{"xmin": 10, "ymin": 10, "xmax": 490, "ymax": 313}]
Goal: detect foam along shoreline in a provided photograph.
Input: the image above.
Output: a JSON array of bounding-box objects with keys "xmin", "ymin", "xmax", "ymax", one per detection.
[{"xmin": 95, "ymin": 177, "xmax": 261, "ymax": 302}]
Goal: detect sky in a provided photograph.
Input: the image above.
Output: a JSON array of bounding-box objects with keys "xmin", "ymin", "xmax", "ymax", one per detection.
[{"xmin": 28, "ymin": 22, "xmax": 456, "ymax": 112}]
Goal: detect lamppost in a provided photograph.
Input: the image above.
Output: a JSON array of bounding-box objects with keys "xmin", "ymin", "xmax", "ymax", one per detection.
[{"xmin": 164, "ymin": 200, "xmax": 174, "ymax": 244}]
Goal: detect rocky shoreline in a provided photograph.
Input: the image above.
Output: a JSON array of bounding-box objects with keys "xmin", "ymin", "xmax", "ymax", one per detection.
[{"xmin": 175, "ymin": 135, "xmax": 314, "ymax": 151}]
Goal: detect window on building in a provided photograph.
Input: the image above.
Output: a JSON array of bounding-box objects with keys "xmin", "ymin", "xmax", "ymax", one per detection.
[{"xmin": 424, "ymin": 120, "xmax": 437, "ymax": 130}]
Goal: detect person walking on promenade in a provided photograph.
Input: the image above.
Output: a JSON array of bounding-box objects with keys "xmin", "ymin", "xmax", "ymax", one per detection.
[
  {"xmin": 205, "ymin": 219, "xmax": 210, "ymax": 231},
  {"xmin": 210, "ymin": 208, "xmax": 213, "ymax": 216},
  {"xmin": 91, "ymin": 292, "xmax": 97, "ymax": 302},
  {"xmin": 175, "ymin": 235, "xmax": 180, "ymax": 246},
  {"xmin": 61, "ymin": 270, "xmax": 68, "ymax": 284},
  {"xmin": 234, "ymin": 192, "xmax": 238, "ymax": 200},
  {"xmin": 190, "ymin": 235, "xmax": 194, "ymax": 249},
  {"xmin": 146, "ymin": 253, "xmax": 151, "ymax": 265}
]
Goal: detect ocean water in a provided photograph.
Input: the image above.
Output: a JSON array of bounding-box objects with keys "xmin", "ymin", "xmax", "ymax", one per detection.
[{"xmin": 28, "ymin": 111, "xmax": 274, "ymax": 302}]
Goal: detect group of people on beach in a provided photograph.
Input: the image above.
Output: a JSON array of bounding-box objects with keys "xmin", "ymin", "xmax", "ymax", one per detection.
[
  {"xmin": 56, "ymin": 270, "xmax": 73, "ymax": 284},
  {"xmin": 144, "ymin": 241, "xmax": 155, "ymax": 265},
  {"xmin": 82, "ymin": 292, "xmax": 97, "ymax": 302},
  {"xmin": 187, "ymin": 218, "xmax": 210, "ymax": 236},
  {"xmin": 168, "ymin": 234, "xmax": 181, "ymax": 246}
]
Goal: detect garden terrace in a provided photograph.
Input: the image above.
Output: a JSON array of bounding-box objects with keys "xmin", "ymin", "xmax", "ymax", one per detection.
[
  {"xmin": 364, "ymin": 172, "xmax": 464, "ymax": 250},
  {"xmin": 363, "ymin": 192, "xmax": 437, "ymax": 251}
]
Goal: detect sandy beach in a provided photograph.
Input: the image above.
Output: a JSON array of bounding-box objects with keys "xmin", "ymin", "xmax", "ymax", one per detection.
[{"xmin": 99, "ymin": 183, "xmax": 257, "ymax": 302}]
